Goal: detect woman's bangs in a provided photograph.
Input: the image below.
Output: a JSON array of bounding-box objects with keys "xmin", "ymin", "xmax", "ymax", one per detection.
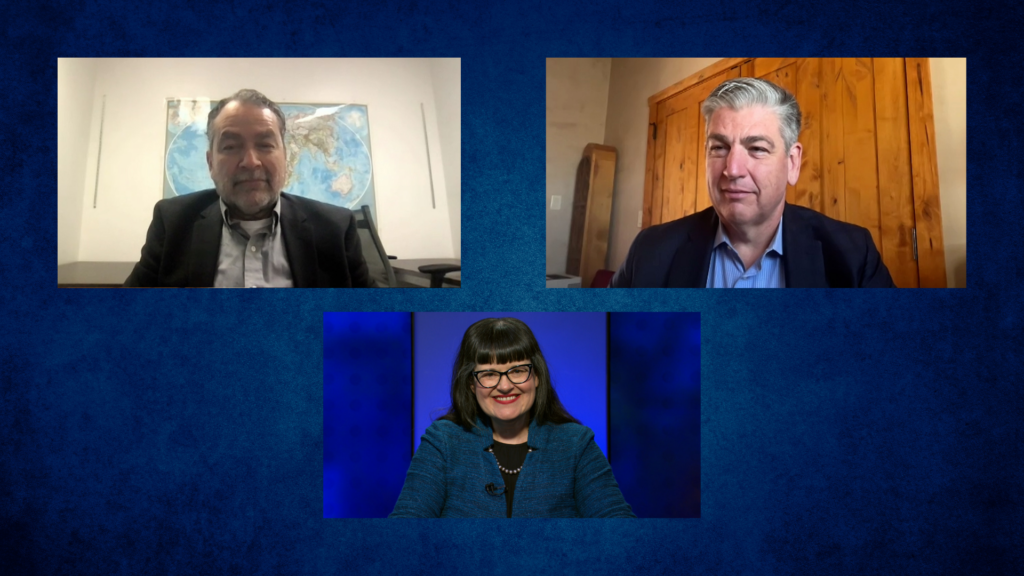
[{"xmin": 473, "ymin": 326, "xmax": 533, "ymax": 366}]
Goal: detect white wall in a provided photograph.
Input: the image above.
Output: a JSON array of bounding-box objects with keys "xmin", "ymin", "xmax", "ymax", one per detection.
[
  {"xmin": 545, "ymin": 58, "xmax": 611, "ymax": 275},
  {"xmin": 931, "ymin": 58, "xmax": 967, "ymax": 288},
  {"xmin": 68, "ymin": 58, "xmax": 457, "ymax": 262},
  {"xmin": 57, "ymin": 58, "xmax": 97, "ymax": 264},
  {"xmin": 603, "ymin": 58, "xmax": 721, "ymax": 271},
  {"xmin": 430, "ymin": 58, "xmax": 462, "ymax": 258}
]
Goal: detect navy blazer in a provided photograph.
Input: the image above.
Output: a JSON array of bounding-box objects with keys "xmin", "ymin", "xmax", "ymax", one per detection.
[
  {"xmin": 611, "ymin": 204, "xmax": 896, "ymax": 288},
  {"xmin": 124, "ymin": 190, "xmax": 372, "ymax": 287},
  {"xmin": 389, "ymin": 418, "xmax": 636, "ymax": 518}
]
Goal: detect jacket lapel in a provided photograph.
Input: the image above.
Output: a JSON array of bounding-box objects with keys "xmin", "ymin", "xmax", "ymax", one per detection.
[
  {"xmin": 188, "ymin": 201, "xmax": 223, "ymax": 287},
  {"xmin": 782, "ymin": 204, "xmax": 828, "ymax": 288},
  {"xmin": 280, "ymin": 194, "xmax": 318, "ymax": 288},
  {"xmin": 665, "ymin": 209, "xmax": 717, "ymax": 288}
]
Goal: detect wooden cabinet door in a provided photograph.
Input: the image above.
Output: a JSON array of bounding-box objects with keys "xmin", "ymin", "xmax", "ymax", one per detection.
[
  {"xmin": 647, "ymin": 66, "xmax": 739, "ymax": 227},
  {"xmin": 643, "ymin": 58, "xmax": 946, "ymax": 287}
]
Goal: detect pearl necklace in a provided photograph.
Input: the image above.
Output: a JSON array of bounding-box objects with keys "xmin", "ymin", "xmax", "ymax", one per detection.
[{"xmin": 486, "ymin": 445, "xmax": 533, "ymax": 475}]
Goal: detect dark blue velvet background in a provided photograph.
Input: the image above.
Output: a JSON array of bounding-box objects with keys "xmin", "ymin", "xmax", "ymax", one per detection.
[
  {"xmin": 323, "ymin": 313, "xmax": 412, "ymax": 519},
  {"xmin": 3, "ymin": 0, "xmax": 1018, "ymax": 573},
  {"xmin": 610, "ymin": 313, "xmax": 701, "ymax": 518}
]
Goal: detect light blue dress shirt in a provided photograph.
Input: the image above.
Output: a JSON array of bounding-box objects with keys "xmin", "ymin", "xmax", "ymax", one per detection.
[
  {"xmin": 706, "ymin": 216, "xmax": 785, "ymax": 288},
  {"xmin": 214, "ymin": 199, "xmax": 294, "ymax": 288}
]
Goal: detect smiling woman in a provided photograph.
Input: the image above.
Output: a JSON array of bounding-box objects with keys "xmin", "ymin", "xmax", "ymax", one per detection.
[{"xmin": 389, "ymin": 317, "xmax": 635, "ymax": 518}]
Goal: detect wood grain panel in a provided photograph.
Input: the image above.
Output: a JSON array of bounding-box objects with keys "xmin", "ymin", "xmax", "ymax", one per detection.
[
  {"xmin": 753, "ymin": 58, "xmax": 799, "ymax": 78},
  {"xmin": 654, "ymin": 89, "xmax": 696, "ymax": 225},
  {"xmin": 696, "ymin": 109, "xmax": 711, "ymax": 213},
  {"xmin": 681, "ymin": 105, "xmax": 699, "ymax": 217},
  {"xmin": 579, "ymin": 147, "xmax": 617, "ymax": 287},
  {"xmin": 762, "ymin": 64, "xmax": 797, "ymax": 95},
  {"xmin": 759, "ymin": 62, "xmax": 799, "ymax": 204},
  {"xmin": 652, "ymin": 108, "xmax": 668, "ymax": 225},
  {"xmin": 873, "ymin": 58, "xmax": 919, "ymax": 288},
  {"xmin": 906, "ymin": 58, "xmax": 948, "ymax": 287},
  {"xmin": 660, "ymin": 89, "xmax": 693, "ymax": 119},
  {"xmin": 662, "ymin": 110, "xmax": 687, "ymax": 222},
  {"xmin": 841, "ymin": 58, "xmax": 881, "ymax": 248},
  {"xmin": 647, "ymin": 58, "xmax": 749, "ymax": 105},
  {"xmin": 795, "ymin": 58, "xmax": 822, "ymax": 212},
  {"xmin": 821, "ymin": 58, "xmax": 846, "ymax": 221},
  {"xmin": 642, "ymin": 105, "xmax": 657, "ymax": 228},
  {"xmin": 565, "ymin": 155, "xmax": 590, "ymax": 275}
]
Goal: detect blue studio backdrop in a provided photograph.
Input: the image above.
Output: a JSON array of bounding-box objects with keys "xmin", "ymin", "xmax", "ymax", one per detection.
[
  {"xmin": 610, "ymin": 313, "xmax": 701, "ymax": 518},
  {"xmin": 6, "ymin": 0, "xmax": 1021, "ymax": 574},
  {"xmin": 324, "ymin": 312, "xmax": 701, "ymax": 518},
  {"xmin": 323, "ymin": 313, "xmax": 411, "ymax": 518}
]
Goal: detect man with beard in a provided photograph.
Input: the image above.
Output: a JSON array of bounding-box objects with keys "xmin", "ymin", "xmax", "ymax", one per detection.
[{"xmin": 125, "ymin": 89, "xmax": 373, "ymax": 287}]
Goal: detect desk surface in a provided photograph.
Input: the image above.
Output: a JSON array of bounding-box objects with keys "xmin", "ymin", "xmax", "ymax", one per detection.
[
  {"xmin": 58, "ymin": 260, "xmax": 461, "ymax": 288},
  {"xmin": 58, "ymin": 262, "xmax": 135, "ymax": 287}
]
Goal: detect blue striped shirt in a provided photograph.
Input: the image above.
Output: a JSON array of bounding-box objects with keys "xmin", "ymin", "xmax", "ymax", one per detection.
[{"xmin": 706, "ymin": 216, "xmax": 785, "ymax": 288}]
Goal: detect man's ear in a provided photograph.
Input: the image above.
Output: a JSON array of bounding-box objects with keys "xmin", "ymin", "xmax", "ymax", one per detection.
[
  {"xmin": 206, "ymin": 149, "xmax": 213, "ymax": 173},
  {"xmin": 787, "ymin": 142, "xmax": 803, "ymax": 186}
]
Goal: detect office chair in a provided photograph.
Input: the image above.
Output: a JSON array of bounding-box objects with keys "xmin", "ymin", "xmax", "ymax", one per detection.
[
  {"xmin": 418, "ymin": 263, "xmax": 461, "ymax": 288},
  {"xmin": 354, "ymin": 205, "xmax": 397, "ymax": 288},
  {"xmin": 354, "ymin": 205, "xmax": 460, "ymax": 288}
]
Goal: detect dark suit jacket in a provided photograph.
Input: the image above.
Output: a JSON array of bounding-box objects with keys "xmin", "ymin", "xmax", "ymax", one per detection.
[
  {"xmin": 610, "ymin": 204, "xmax": 896, "ymax": 288},
  {"xmin": 124, "ymin": 190, "xmax": 373, "ymax": 287}
]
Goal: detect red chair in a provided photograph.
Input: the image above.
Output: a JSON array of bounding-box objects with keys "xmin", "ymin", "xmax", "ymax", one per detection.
[{"xmin": 590, "ymin": 269, "xmax": 614, "ymax": 288}]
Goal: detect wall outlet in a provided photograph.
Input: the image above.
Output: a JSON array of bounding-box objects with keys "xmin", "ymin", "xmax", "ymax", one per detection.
[{"xmin": 550, "ymin": 195, "xmax": 562, "ymax": 210}]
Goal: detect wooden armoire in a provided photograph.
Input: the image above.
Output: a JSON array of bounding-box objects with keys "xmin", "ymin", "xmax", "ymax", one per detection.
[
  {"xmin": 566, "ymin": 143, "xmax": 617, "ymax": 287},
  {"xmin": 643, "ymin": 58, "xmax": 947, "ymax": 288}
]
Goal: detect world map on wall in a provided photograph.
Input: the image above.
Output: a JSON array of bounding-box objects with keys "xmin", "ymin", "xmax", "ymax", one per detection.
[{"xmin": 163, "ymin": 99, "xmax": 376, "ymax": 217}]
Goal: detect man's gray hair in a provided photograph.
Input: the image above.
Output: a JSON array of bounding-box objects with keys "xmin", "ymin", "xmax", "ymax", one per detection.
[
  {"xmin": 701, "ymin": 78, "xmax": 802, "ymax": 152},
  {"xmin": 206, "ymin": 89, "xmax": 287, "ymax": 149}
]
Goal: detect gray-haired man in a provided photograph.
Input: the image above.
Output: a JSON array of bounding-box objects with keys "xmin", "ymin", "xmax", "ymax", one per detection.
[
  {"xmin": 611, "ymin": 77, "xmax": 895, "ymax": 288},
  {"xmin": 125, "ymin": 89, "xmax": 373, "ymax": 288}
]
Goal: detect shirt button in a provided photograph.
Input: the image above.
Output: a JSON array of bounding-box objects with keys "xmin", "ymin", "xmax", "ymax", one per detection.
[{"xmin": 250, "ymin": 246, "xmax": 256, "ymax": 252}]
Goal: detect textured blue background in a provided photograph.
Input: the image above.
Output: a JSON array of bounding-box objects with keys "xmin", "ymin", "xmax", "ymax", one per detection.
[{"xmin": 4, "ymin": 0, "xmax": 1018, "ymax": 573}]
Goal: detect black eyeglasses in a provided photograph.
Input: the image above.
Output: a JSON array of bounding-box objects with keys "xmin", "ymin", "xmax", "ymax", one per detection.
[{"xmin": 473, "ymin": 364, "xmax": 533, "ymax": 389}]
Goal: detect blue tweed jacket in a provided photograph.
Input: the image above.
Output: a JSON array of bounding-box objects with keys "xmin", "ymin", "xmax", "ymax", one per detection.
[{"xmin": 389, "ymin": 417, "xmax": 636, "ymax": 518}]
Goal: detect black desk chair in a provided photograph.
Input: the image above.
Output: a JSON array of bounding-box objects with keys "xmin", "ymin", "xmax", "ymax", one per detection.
[
  {"xmin": 418, "ymin": 263, "xmax": 461, "ymax": 288},
  {"xmin": 354, "ymin": 205, "xmax": 397, "ymax": 288},
  {"xmin": 354, "ymin": 205, "xmax": 459, "ymax": 288}
]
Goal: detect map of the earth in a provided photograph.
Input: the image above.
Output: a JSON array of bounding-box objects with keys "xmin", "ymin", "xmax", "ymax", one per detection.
[{"xmin": 163, "ymin": 99, "xmax": 375, "ymax": 217}]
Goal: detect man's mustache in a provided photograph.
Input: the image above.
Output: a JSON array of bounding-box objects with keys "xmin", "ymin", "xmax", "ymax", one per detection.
[{"xmin": 233, "ymin": 173, "xmax": 268, "ymax": 184}]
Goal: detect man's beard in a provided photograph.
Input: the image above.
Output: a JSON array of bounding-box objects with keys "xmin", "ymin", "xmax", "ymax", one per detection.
[{"xmin": 215, "ymin": 172, "xmax": 280, "ymax": 220}]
